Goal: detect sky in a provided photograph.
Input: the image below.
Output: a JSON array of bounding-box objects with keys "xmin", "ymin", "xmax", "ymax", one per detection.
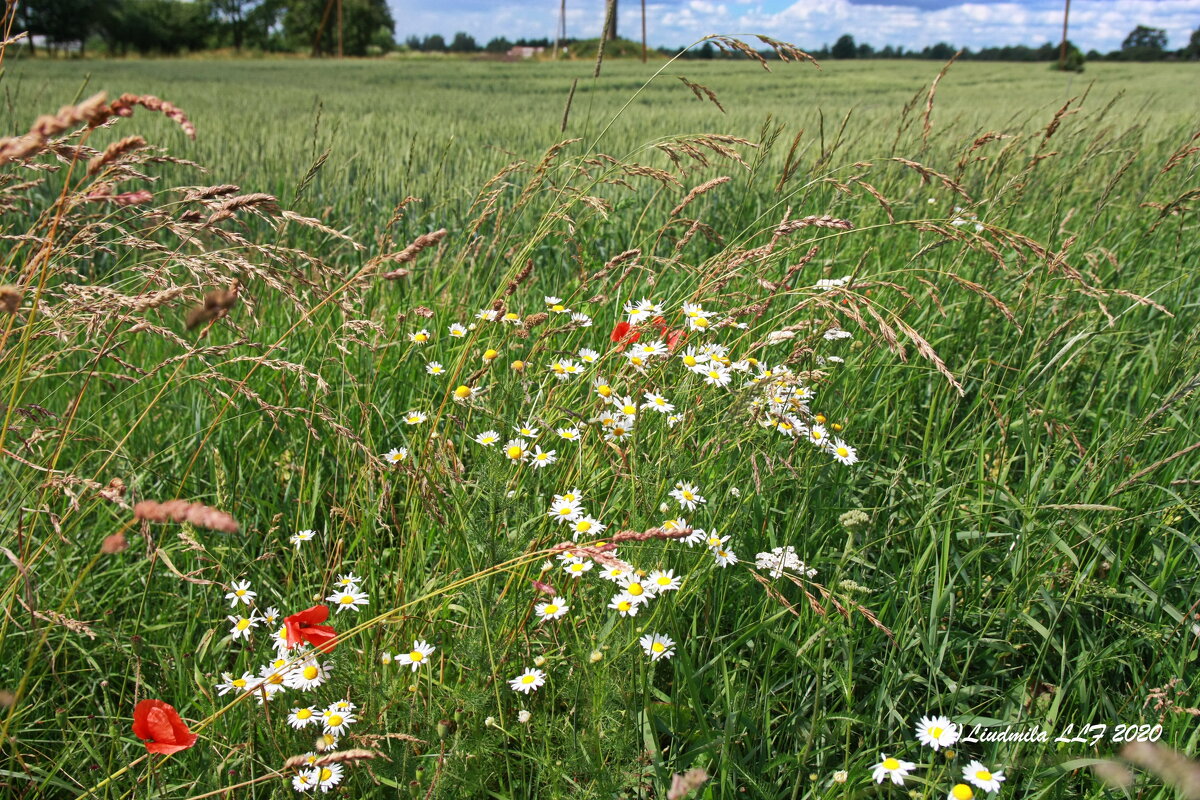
[{"xmin": 390, "ymin": 0, "xmax": 1200, "ymax": 53}]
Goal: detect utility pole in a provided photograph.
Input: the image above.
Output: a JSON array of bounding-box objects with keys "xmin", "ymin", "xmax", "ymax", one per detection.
[
  {"xmin": 641, "ymin": 0, "xmax": 646, "ymax": 62},
  {"xmin": 604, "ymin": 0, "xmax": 617, "ymax": 42},
  {"xmin": 337, "ymin": 0, "xmax": 344, "ymax": 58},
  {"xmin": 555, "ymin": 0, "xmax": 566, "ymax": 59},
  {"xmin": 1057, "ymin": 0, "xmax": 1071, "ymax": 69}
]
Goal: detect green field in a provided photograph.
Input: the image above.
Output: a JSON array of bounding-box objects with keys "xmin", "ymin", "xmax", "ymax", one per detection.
[{"xmin": 1, "ymin": 53, "xmax": 1199, "ymax": 800}]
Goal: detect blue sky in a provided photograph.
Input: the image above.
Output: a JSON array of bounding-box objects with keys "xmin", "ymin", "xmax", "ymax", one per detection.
[{"xmin": 390, "ymin": 0, "xmax": 1200, "ymax": 52}]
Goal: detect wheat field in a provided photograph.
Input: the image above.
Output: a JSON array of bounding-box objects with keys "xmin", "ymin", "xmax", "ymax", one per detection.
[{"xmin": 1, "ymin": 48, "xmax": 1198, "ymax": 800}]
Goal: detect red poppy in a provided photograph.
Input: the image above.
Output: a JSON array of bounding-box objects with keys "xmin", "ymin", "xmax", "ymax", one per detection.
[
  {"xmin": 132, "ymin": 699, "xmax": 198, "ymax": 755},
  {"xmin": 665, "ymin": 328, "xmax": 686, "ymax": 351},
  {"xmin": 609, "ymin": 320, "xmax": 641, "ymax": 350},
  {"xmin": 283, "ymin": 604, "xmax": 338, "ymax": 653}
]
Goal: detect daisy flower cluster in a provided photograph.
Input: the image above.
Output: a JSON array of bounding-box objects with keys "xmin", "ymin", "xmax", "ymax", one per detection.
[
  {"xmin": 215, "ymin": 570, "xmax": 375, "ymax": 793},
  {"xmin": 869, "ymin": 715, "xmax": 1007, "ymax": 800},
  {"xmin": 386, "ymin": 292, "xmax": 861, "ymax": 474}
]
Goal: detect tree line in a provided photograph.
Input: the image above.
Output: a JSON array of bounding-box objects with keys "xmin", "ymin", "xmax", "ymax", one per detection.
[{"xmin": 16, "ymin": 0, "xmax": 1200, "ymax": 63}]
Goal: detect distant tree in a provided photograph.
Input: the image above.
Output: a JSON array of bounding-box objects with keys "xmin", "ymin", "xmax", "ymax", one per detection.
[
  {"xmin": 831, "ymin": 33, "xmax": 856, "ymax": 59},
  {"xmin": 99, "ymin": 0, "xmax": 212, "ymax": 55},
  {"xmin": 925, "ymin": 41, "xmax": 956, "ymax": 60},
  {"xmin": 1122, "ymin": 25, "xmax": 1167, "ymax": 51},
  {"xmin": 404, "ymin": 34, "xmax": 421, "ymax": 50},
  {"xmin": 21, "ymin": 0, "xmax": 100, "ymax": 55},
  {"xmin": 1120, "ymin": 25, "xmax": 1167, "ymax": 60},
  {"xmin": 282, "ymin": 0, "xmax": 394, "ymax": 56},
  {"xmin": 698, "ymin": 41, "xmax": 714, "ymax": 59},
  {"xmin": 857, "ymin": 41, "xmax": 874, "ymax": 58},
  {"xmin": 209, "ymin": 0, "xmax": 262, "ymax": 51},
  {"xmin": 448, "ymin": 31, "xmax": 477, "ymax": 52},
  {"xmin": 1186, "ymin": 27, "xmax": 1200, "ymax": 59},
  {"xmin": 485, "ymin": 36, "xmax": 512, "ymax": 53},
  {"xmin": 1052, "ymin": 40, "xmax": 1085, "ymax": 71},
  {"xmin": 422, "ymin": 33, "xmax": 446, "ymax": 52}
]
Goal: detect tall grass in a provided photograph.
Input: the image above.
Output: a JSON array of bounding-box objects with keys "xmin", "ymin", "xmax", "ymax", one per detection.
[{"xmin": 1, "ymin": 35, "xmax": 1198, "ymax": 800}]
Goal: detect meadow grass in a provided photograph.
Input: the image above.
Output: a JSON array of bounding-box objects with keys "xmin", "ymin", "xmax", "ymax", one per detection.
[{"xmin": 0, "ymin": 50, "xmax": 1198, "ymax": 800}]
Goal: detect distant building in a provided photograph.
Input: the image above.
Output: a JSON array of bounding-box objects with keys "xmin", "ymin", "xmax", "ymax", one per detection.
[{"xmin": 507, "ymin": 46, "xmax": 546, "ymax": 59}]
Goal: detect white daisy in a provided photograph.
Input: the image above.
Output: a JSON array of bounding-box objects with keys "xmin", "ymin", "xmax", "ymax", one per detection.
[
  {"xmin": 963, "ymin": 761, "xmax": 1005, "ymax": 793},
  {"xmin": 873, "ymin": 755, "xmax": 916, "ymax": 786},
  {"xmin": 224, "ymin": 580, "xmax": 256, "ymax": 607},
  {"xmin": 639, "ymin": 633, "xmax": 675, "ymax": 661},
  {"xmin": 509, "ymin": 668, "xmax": 546, "ymax": 694},
  {"xmin": 915, "ymin": 715, "xmax": 960, "ymax": 750},
  {"xmin": 474, "ymin": 430, "xmax": 500, "ymax": 447},
  {"xmin": 535, "ymin": 597, "xmax": 570, "ymax": 622},
  {"xmin": 396, "ymin": 639, "xmax": 436, "ymax": 671},
  {"xmin": 326, "ymin": 587, "xmax": 368, "ymax": 613}
]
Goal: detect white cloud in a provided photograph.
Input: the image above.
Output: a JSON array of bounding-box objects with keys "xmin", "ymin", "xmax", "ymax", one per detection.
[{"xmin": 390, "ymin": 0, "xmax": 1200, "ymax": 52}]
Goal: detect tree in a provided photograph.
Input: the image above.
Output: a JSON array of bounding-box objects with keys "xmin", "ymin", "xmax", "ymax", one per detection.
[
  {"xmin": 448, "ymin": 31, "xmax": 477, "ymax": 52},
  {"xmin": 1186, "ymin": 27, "xmax": 1200, "ymax": 59},
  {"xmin": 1120, "ymin": 25, "xmax": 1167, "ymax": 60},
  {"xmin": 422, "ymin": 33, "xmax": 446, "ymax": 52},
  {"xmin": 831, "ymin": 33, "xmax": 856, "ymax": 59},
  {"xmin": 98, "ymin": 0, "xmax": 212, "ymax": 55},
  {"xmin": 209, "ymin": 0, "xmax": 268, "ymax": 51},
  {"xmin": 282, "ymin": 0, "xmax": 394, "ymax": 56},
  {"xmin": 485, "ymin": 36, "xmax": 512, "ymax": 53},
  {"xmin": 21, "ymin": 0, "xmax": 100, "ymax": 55}
]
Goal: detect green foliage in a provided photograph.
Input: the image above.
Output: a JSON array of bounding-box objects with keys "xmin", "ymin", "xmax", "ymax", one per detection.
[
  {"xmin": 1, "ymin": 55, "xmax": 1199, "ymax": 800},
  {"xmin": 831, "ymin": 34, "xmax": 857, "ymax": 59}
]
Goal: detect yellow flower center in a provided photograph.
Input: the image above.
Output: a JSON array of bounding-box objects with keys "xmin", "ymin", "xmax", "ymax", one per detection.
[
  {"xmin": 618, "ymin": 601, "xmax": 632, "ymax": 611},
  {"xmin": 812, "ymin": 431, "xmax": 823, "ymax": 440},
  {"xmin": 410, "ymin": 650, "xmax": 424, "ymax": 661},
  {"xmin": 483, "ymin": 348, "xmax": 499, "ymax": 360},
  {"xmin": 976, "ymin": 770, "xmax": 992, "ymax": 781},
  {"xmin": 303, "ymin": 666, "xmax": 319, "ymax": 680},
  {"xmin": 952, "ymin": 784, "xmax": 973, "ymax": 800},
  {"xmin": 521, "ymin": 674, "xmax": 536, "ymax": 684},
  {"xmin": 506, "ymin": 446, "xmax": 523, "ymax": 459},
  {"xmin": 598, "ymin": 384, "xmax": 612, "ymax": 396},
  {"xmin": 414, "ymin": 333, "xmax": 427, "ymax": 342},
  {"xmin": 630, "ymin": 357, "xmax": 644, "ymax": 366},
  {"xmin": 883, "ymin": 758, "xmax": 900, "ymax": 770},
  {"xmin": 233, "ymin": 678, "xmax": 246, "ymax": 688},
  {"xmin": 576, "ymin": 520, "xmax": 591, "ymax": 532},
  {"xmin": 235, "ymin": 589, "xmax": 245, "ymax": 596},
  {"xmin": 236, "ymin": 619, "xmax": 250, "ymax": 630},
  {"xmin": 683, "ymin": 355, "xmax": 697, "ymax": 366},
  {"xmin": 339, "ymin": 595, "xmax": 355, "ymax": 604},
  {"xmin": 544, "ymin": 604, "xmax": 559, "ymax": 614},
  {"xmin": 327, "ymin": 714, "xmax": 343, "ymax": 727},
  {"xmin": 552, "ymin": 304, "xmax": 565, "ymax": 312},
  {"xmin": 570, "ymin": 563, "xmax": 583, "ymax": 572},
  {"xmin": 930, "ymin": 726, "xmax": 943, "ymax": 738},
  {"xmin": 503, "ymin": 313, "xmax": 519, "ymax": 321},
  {"xmin": 297, "ymin": 709, "xmax": 311, "ymax": 719},
  {"xmin": 268, "ymin": 673, "xmax": 284, "ymax": 685},
  {"xmin": 651, "ymin": 642, "xmax": 665, "ymax": 653},
  {"xmin": 694, "ymin": 317, "xmax": 708, "ymax": 328},
  {"xmin": 628, "ymin": 583, "xmax": 644, "ymax": 596},
  {"xmin": 454, "ymin": 385, "xmax": 472, "ymax": 398},
  {"xmin": 320, "ymin": 768, "xmax": 333, "ymax": 781},
  {"xmin": 622, "ymin": 404, "xmax": 636, "ymax": 415},
  {"xmin": 656, "ymin": 576, "xmax": 671, "ymax": 586},
  {"xmin": 511, "ymin": 360, "xmax": 525, "ymax": 370},
  {"xmin": 837, "ymin": 447, "xmax": 849, "ymax": 457}
]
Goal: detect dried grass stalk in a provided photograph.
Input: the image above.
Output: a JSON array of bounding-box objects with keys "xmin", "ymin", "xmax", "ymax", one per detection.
[
  {"xmin": 134, "ymin": 499, "xmax": 239, "ymax": 533},
  {"xmin": 671, "ymin": 176, "xmax": 730, "ymax": 217}
]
